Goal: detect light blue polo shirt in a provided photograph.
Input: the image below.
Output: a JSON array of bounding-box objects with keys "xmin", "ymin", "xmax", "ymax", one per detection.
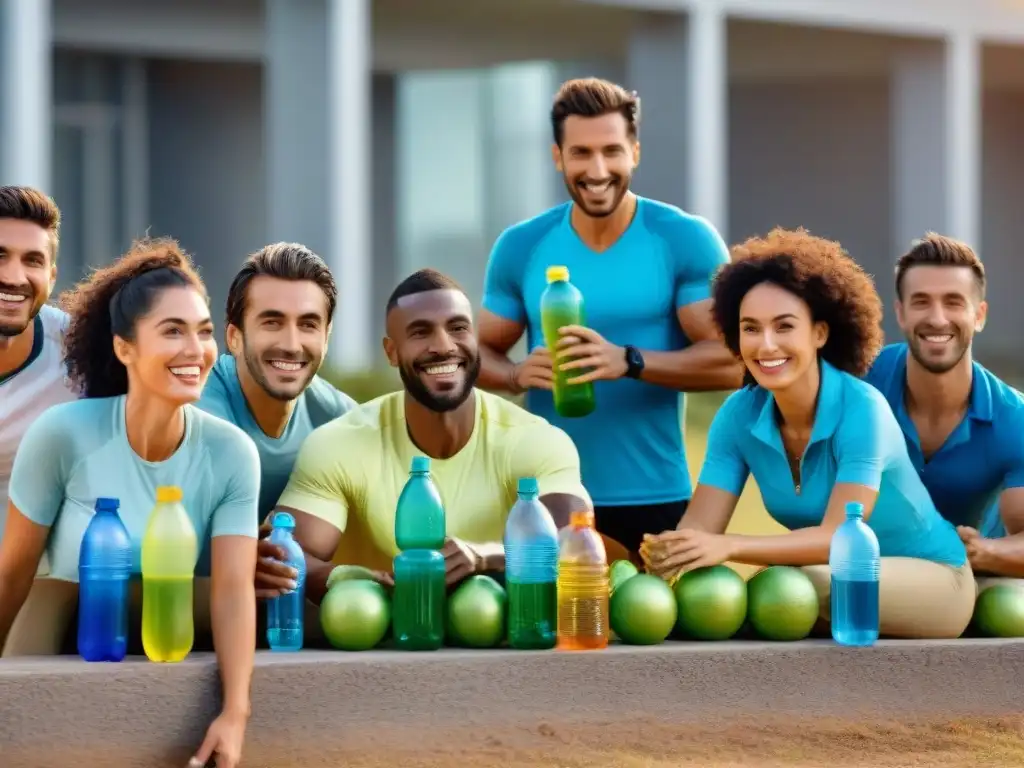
[
  {"xmin": 8, "ymin": 396, "xmax": 261, "ymax": 581},
  {"xmin": 699, "ymin": 360, "xmax": 967, "ymax": 566},
  {"xmin": 195, "ymin": 354, "xmax": 356, "ymax": 523},
  {"xmin": 865, "ymin": 343, "xmax": 1024, "ymax": 534},
  {"xmin": 482, "ymin": 197, "xmax": 729, "ymax": 507}
]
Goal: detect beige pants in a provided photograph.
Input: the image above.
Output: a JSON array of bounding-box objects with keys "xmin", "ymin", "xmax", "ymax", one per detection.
[
  {"xmin": 2, "ymin": 577, "xmax": 216, "ymax": 658},
  {"xmin": 801, "ymin": 559, "xmax": 976, "ymax": 639},
  {"xmin": 2, "ymin": 577, "xmax": 327, "ymax": 657}
]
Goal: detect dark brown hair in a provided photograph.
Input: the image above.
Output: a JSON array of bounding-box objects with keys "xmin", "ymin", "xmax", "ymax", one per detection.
[
  {"xmin": 0, "ymin": 185, "xmax": 61, "ymax": 259},
  {"xmin": 712, "ymin": 227, "xmax": 884, "ymax": 384},
  {"xmin": 551, "ymin": 78, "xmax": 640, "ymax": 147},
  {"xmin": 895, "ymin": 233, "xmax": 985, "ymax": 300},
  {"xmin": 60, "ymin": 237, "xmax": 207, "ymax": 398},
  {"xmin": 225, "ymin": 242, "xmax": 337, "ymax": 330}
]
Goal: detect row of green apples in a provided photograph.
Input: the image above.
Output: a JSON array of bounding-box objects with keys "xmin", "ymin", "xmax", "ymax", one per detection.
[
  {"xmin": 313, "ymin": 562, "xmax": 827, "ymax": 651},
  {"xmin": 314, "ymin": 561, "xmax": 1024, "ymax": 651}
]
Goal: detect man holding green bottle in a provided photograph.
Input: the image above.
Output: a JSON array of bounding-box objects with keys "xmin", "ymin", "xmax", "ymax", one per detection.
[
  {"xmin": 478, "ymin": 77, "xmax": 743, "ymax": 557},
  {"xmin": 270, "ymin": 269, "xmax": 595, "ymax": 609}
]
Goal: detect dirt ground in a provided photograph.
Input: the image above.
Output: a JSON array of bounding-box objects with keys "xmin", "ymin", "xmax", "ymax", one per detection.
[{"xmin": 245, "ymin": 714, "xmax": 1024, "ymax": 768}]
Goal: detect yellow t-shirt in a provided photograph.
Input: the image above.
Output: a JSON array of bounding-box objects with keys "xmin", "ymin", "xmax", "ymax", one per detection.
[{"xmin": 276, "ymin": 389, "xmax": 591, "ymax": 572}]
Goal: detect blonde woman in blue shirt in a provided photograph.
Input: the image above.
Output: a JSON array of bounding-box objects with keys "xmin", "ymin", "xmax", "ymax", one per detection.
[
  {"xmin": 645, "ymin": 228, "xmax": 974, "ymax": 639},
  {"xmin": 0, "ymin": 239, "xmax": 259, "ymax": 767}
]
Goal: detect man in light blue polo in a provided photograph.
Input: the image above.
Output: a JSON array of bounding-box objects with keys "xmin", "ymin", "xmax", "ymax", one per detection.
[
  {"xmin": 196, "ymin": 243, "xmax": 356, "ymax": 596},
  {"xmin": 865, "ymin": 234, "xmax": 1024, "ymax": 583},
  {"xmin": 476, "ymin": 77, "xmax": 743, "ymax": 557}
]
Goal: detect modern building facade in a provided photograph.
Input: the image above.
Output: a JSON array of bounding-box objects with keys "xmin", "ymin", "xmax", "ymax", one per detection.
[{"xmin": 1, "ymin": 0, "xmax": 1022, "ymax": 372}]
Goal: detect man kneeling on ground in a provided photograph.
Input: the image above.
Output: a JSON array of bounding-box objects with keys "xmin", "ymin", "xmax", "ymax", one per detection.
[
  {"xmin": 261, "ymin": 270, "xmax": 593, "ymax": 631},
  {"xmin": 865, "ymin": 234, "xmax": 1024, "ymax": 590}
]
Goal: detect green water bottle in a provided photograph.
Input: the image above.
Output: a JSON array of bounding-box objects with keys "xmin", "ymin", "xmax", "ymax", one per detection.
[
  {"xmin": 392, "ymin": 456, "xmax": 447, "ymax": 651},
  {"xmin": 541, "ymin": 265, "xmax": 596, "ymax": 418}
]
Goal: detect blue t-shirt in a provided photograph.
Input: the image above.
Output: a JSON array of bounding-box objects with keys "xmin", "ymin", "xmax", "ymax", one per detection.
[
  {"xmin": 698, "ymin": 360, "xmax": 967, "ymax": 567},
  {"xmin": 195, "ymin": 354, "xmax": 357, "ymax": 522},
  {"xmin": 864, "ymin": 343, "xmax": 1024, "ymax": 533},
  {"xmin": 482, "ymin": 197, "xmax": 729, "ymax": 506},
  {"xmin": 8, "ymin": 396, "xmax": 261, "ymax": 581}
]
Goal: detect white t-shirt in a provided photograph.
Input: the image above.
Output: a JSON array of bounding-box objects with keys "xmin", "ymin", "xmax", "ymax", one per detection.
[{"xmin": 0, "ymin": 304, "xmax": 78, "ymax": 544}]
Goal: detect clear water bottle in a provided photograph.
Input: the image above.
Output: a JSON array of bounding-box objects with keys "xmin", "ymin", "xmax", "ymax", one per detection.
[
  {"xmin": 504, "ymin": 477, "xmax": 559, "ymax": 650},
  {"xmin": 78, "ymin": 497, "xmax": 132, "ymax": 662},
  {"xmin": 556, "ymin": 509, "xmax": 610, "ymax": 651},
  {"xmin": 829, "ymin": 501, "xmax": 880, "ymax": 646},
  {"xmin": 266, "ymin": 511, "xmax": 307, "ymax": 652}
]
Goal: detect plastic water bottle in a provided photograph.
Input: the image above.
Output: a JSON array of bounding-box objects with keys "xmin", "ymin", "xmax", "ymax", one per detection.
[
  {"xmin": 829, "ymin": 501, "xmax": 880, "ymax": 646},
  {"xmin": 504, "ymin": 477, "xmax": 559, "ymax": 650},
  {"xmin": 77, "ymin": 497, "xmax": 132, "ymax": 662},
  {"xmin": 392, "ymin": 456, "xmax": 446, "ymax": 651},
  {"xmin": 266, "ymin": 511, "xmax": 307, "ymax": 652},
  {"xmin": 540, "ymin": 265, "xmax": 596, "ymax": 418},
  {"xmin": 141, "ymin": 486, "xmax": 197, "ymax": 662},
  {"xmin": 556, "ymin": 509, "xmax": 609, "ymax": 650}
]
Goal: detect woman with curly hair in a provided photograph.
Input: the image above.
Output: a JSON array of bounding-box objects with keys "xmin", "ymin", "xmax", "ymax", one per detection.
[
  {"xmin": 0, "ymin": 238, "xmax": 259, "ymax": 767},
  {"xmin": 645, "ymin": 228, "xmax": 975, "ymax": 639}
]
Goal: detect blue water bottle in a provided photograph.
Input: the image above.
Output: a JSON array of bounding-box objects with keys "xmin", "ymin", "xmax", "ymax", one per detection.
[
  {"xmin": 504, "ymin": 477, "xmax": 559, "ymax": 649},
  {"xmin": 829, "ymin": 501, "xmax": 880, "ymax": 646},
  {"xmin": 78, "ymin": 497, "xmax": 132, "ymax": 662},
  {"xmin": 266, "ymin": 511, "xmax": 307, "ymax": 652}
]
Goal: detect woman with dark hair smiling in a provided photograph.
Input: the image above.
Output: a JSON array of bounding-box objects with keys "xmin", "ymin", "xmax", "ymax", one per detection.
[
  {"xmin": 0, "ymin": 238, "xmax": 259, "ymax": 768},
  {"xmin": 645, "ymin": 228, "xmax": 975, "ymax": 639}
]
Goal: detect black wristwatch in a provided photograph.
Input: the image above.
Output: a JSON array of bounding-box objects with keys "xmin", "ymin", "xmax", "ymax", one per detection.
[{"xmin": 623, "ymin": 345, "xmax": 645, "ymax": 379}]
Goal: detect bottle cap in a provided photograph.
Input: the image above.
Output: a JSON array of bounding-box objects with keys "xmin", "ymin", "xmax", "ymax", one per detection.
[
  {"xmin": 545, "ymin": 265, "xmax": 570, "ymax": 283},
  {"xmin": 517, "ymin": 477, "xmax": 539, "ymax": 496},
  {"xmin": 95, "ymin": 497, "xmax": 120, "ymax": 512},
  {"xmin": 411, "ymin": 456, "xmax": 431, "ymax": 473},
  {"xmin": 845, "ymin": 501, "xmax": 864, "ymax": 519},
  {"xmin": 569, "ymin": 508, "xmax": 595, "ymax": 528},
  {"xmin": 272, "ymin": 511, "xmax": 296, "ymax": 530},
  {"xmin": 156, "ymin": 486, "xmax": 183, "ymax": 504}
]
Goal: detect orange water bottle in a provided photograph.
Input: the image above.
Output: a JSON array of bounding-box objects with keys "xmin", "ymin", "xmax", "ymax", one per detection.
[{"xmin": 556, "ymin": 509, "xmax": 609, "ymax": 650}]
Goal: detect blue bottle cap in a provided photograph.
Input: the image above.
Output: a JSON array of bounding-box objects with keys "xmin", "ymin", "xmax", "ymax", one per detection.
[
  {"xmin": 411, "ymin": 456, "xmax": 431, "ymax": 473},
  {"xmin": 95, "ymin": 497, "xmax": 120, "ymax": 512},
  {"xmin": 517, "ymin": 477, "xmax": 538, "ymax": 495},
  {"xmin": 273, "ymin": 511, "xmax": 296, "ymax": 530},
  {"xmin": 845, "ymin": 501, "xmax": 865, "ymax": 518}
]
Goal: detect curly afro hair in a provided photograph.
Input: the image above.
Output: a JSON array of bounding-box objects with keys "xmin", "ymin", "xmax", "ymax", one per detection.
[
  {"xmin": 59, "ymin": 237, "xmax": 207, "ymax": 399},
  {"xmin": 711, "ymin": 227, "xmax": 883, "ymax": 385}
]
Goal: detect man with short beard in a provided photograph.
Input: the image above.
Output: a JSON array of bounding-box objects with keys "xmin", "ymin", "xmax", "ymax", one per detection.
[
  {"xmin": 477, "ymin": 78, "xmax": 743, "ymax": 560},
  {"xmin": 0, "ymin": 187, "xmax": 76, "ymax": 544},
  {"xmin": 270, "ymin": 269, "xmax": 592, "ymax": 604},
  {"xmin": 195, "ymin": 243, "xmax": 356, "ymax": 595},
  {"xmin": 865, "ymin": 234, "xmax": 1024, "ymax": 584}
]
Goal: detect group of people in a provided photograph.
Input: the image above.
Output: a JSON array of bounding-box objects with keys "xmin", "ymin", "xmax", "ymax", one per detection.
[{"xmin": 0, "ymin": 75, "xmax": 1022, "ymax": 766}]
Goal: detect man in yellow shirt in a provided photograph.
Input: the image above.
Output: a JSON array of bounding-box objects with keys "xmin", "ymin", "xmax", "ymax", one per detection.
[{"xmin": 268, "ymin": 269, "xmax": 594, "ymax": 604}]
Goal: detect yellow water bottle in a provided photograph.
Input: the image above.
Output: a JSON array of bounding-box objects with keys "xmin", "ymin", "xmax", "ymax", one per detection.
[{"xmin": 141, "ymin": 486, "xmax": 197, "ymax": 662}]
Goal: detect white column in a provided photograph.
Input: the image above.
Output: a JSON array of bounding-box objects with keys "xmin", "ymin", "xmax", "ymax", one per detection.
[
  {"xmin": 945, "ymin": 31, "xmax": 981, "ymax": 251},
  {"xmin": 0, "ymin": 0, "xmax": 52, "ymax": 190},
  {"xmin": 686, "ymin": 2, "xmax": 729, "ymax": 236},
  {"xmin": 265, "ymin": 0, "xmax": 373, "ymax": 372},
  {"xmin": 626, "ymin": 5, "xmax": 729, "ymax": 236},
  {"xmin": 328, "ymin": 0, "xmax": 373, "ymax": 371},
  {"xmin": 890, "ymin": 35, "xmax": 982, "ymax": 257}
]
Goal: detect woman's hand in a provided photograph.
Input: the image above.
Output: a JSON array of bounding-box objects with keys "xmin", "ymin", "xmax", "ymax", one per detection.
[
  {"xmin": 643, "ymin": 529, "xmax": 735, "ymax": 578},
  {"xmin": 189, "ymin": 709, "xmax": 249, "ymax": 768}
]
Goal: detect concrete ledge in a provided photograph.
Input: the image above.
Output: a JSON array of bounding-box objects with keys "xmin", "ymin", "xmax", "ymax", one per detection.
[{"xmin": 3, "ymin": 639, "xmax": 1024, "ymax": 767}]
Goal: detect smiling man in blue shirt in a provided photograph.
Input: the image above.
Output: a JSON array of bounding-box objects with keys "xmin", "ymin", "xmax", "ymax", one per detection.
[
  {"xmin": 865, "ymin": 234, "xmax": 1024, "ymax": 586},
  {"xmin": 477, "ymin": 78, "xmax": 743, "ymax": 557},
  {"xmin": 195, "ymin": 243, "xmax": 356, "ymax": 597}
]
